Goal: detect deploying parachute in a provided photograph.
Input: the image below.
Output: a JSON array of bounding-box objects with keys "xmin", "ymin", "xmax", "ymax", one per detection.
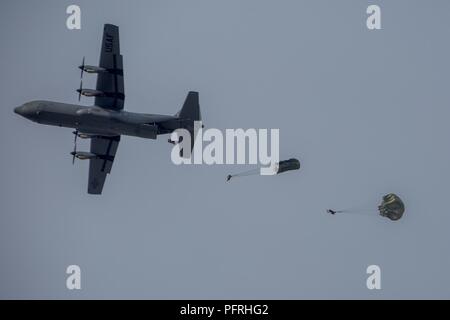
[
  {"xmin": 378, "ymin": 193, "xmax": 405, "ymax": 221},
  {"xmin": 227, "ymin": 158, "xmax": 300, "ymax": 181},
  {"xmin": 328, "ymin": 193, "xmax": 405, "ymax": 221},
  {"xmin": 275, "ymin": 158, "xmax": 301, "ymax": 174}
]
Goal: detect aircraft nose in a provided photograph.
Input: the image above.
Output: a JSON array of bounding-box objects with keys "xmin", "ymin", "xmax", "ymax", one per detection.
[
  {"xmin": 14, "ymin": 106, "xmax": 24, "ymax": 115},
  {"xmin": 14, "ymin": 104, "xmax": 35, "ymax": 119}
]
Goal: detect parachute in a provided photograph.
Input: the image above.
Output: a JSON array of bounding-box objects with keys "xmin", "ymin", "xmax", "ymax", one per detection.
[
  {"xmin": 378, "ymin": 193, "xmax": 405, "ymax": 221},
  {"xmin": 328, "ymin": 193, "xmax": 405, "ymax": 221},
  {"xmin": 275, "ymin": 158, "xmax": 301, "ymax": 174},
  {"xmin": 227, "ymin": 158, "xmax": 300, "ymax": 181}
]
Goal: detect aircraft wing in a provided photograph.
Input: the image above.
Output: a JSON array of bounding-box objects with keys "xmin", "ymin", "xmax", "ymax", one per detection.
[
  {"xmin": 88, "ymin": 136, "xmax": 120, "ymax": 194},
  {"xmin": 95, "ymin": 24, "xmax": 125, "ymax": 110}
]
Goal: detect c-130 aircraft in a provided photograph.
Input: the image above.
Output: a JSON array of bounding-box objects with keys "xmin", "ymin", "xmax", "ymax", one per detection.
[{"xmin": 14, "ymin": 24, "xmax": 202, "ymax": 195}]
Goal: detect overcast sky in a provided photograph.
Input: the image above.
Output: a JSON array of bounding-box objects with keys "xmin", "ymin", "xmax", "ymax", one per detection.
[{"xmin": 1, "ymin": 0, "xmax": 450, "ymax": 299}]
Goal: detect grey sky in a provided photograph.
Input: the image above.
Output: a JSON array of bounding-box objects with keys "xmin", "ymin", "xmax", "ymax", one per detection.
[{"xmin": 1, "ymin": 0, "xmax": 450, "ymax": 299}]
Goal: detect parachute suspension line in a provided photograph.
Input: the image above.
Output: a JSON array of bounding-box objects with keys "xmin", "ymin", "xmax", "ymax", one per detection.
[
  {"xmin": 228, "ymin": 168, "xmax": 260, "ymax": 180},
  {"xmin": 226, "ymin": 159, "xmax": 300, "ymax": 181},
  {"xmin": 232, "ymin": 168, "xmax": 260, "ymax": 177},
  {"xmin": 336, "ymin": 209, "xmax": 377, "ymax": 217},
  {"xmin": 335, "ymin": 203, "xmax": 374, "ymax": 213},
  {"xmin": 328, "ymin": 203, "xmax": 378, "ymax": 216}
]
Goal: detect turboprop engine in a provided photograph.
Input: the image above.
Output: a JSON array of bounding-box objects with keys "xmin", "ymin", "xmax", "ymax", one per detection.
[{"xmin": 70, "ymin": 151, "xmax": 98, "ymax": 160}]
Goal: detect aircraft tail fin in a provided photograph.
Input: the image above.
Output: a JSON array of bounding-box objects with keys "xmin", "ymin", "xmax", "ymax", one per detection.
[
  {"xmin": 173, "ymin": 91, "xmax": 201, "ymax": 154},
  {"xmin": 177, "ymin": 91, "xmax": 201, "ymax": 121}
]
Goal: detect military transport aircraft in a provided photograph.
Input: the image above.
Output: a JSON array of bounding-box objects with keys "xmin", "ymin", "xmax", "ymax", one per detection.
[{"xmin": 14, "ymin": 24, "xmax": 202, "ymax": 195}]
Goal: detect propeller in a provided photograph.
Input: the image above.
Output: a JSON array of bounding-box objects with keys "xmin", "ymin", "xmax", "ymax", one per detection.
[
  {"xmin": 72, "ymin": 131, "xmax": 78, "ymax": 165},
  {"xmin": 79, "ymin": 56, "xmax": 85, "ymax": 79},
  {"xmin": 77, "ymin": 80, "xmax": 83, "ymax": 101}
]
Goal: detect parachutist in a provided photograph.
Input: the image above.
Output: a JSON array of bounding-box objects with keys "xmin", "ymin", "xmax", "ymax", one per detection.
[
  {"xmin": 328, "ymin": 194, "xmax": 405, "ymax": 221},
  {"xmin": 226, "ymin": 175, "xmax": 232, "ymax": 182}
]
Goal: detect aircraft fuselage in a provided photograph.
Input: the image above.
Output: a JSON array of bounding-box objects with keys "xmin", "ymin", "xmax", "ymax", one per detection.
[{"xmin": 14, "ymin": 100, "xmax": 188, "ymax": 139}]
